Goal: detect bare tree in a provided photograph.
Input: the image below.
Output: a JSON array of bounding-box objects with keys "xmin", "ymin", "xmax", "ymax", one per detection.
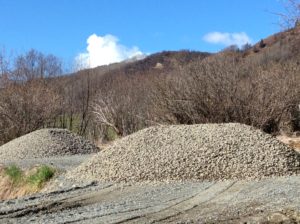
[
  {"xmin": 0, "ymin": 80, "xmax": 62, "ymax": 143},
  {"xmin": 0, "ymin": 48, "xmax": 11, "ymax": 88},
  {"xmin": 277, "ymin": 0, "xmax": 300, "ymax": 29},
  {"xmin": 92, "ymin": 96, "xmax": 121, "ymax": 136},
  {"xmin": 0, "ymin": 49, "xmax": 63, "ymax": 144},
  {"xmin": 13, "ymin": 49, "xmax": 62, "ymax": 82},
  {"xmin": 152, "ymin": 53, "xmax": 300, "ymax": 134}
]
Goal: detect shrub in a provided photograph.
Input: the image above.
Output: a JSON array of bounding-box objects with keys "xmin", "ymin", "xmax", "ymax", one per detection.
[
  {"xmin": 4, "ymin": 164, "xmax": 23, "ymax": 185},
  {"xmin": 105, "ymin": 126, "xmax": 118, "ymax": 141},
  {"xmin": 152, "ymin": 55, "xmax": 300, "ymax": 134},
  {"xmin": 259, "ymin": 39, "xmax": 266, "ymax": 48},
  {"xmin": 27, "ymin": 165, "xmax": 55, "ymax": 188}
]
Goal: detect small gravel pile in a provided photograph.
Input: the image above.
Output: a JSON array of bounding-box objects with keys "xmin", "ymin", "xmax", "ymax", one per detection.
[
  {"xmin": 0, "ymin": 129, "xmax": 99, "ymax": 161},
  {"xmin": 67, "ymin": 123, "xmax": 300, "ymax": 182}
]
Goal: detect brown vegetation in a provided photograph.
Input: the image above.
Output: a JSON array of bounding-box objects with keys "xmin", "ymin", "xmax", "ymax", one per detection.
[
  {"xmin": 90, "ymin": 31, "xmax": 300, "ymax": 139},
  {"xmin": 0, "ymin": 27, "xmax": 300, "ymax": 144},
  {"xmin": 155, "ymin": 55, "xmax": 300, "ymax": 133}
]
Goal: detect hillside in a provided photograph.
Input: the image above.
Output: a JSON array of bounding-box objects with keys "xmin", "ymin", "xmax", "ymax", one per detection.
[
  {"xmin": 0, "ymin": 27, "xmax": 299, "ymax": 144},
  {"xmin": 244, "ymin": 23, "xmax": 300, "ymax": 61}
]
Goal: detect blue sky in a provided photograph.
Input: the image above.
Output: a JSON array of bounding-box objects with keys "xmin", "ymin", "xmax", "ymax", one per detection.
[{"xmin": 0, "ymin": 0, "xmax": 285, "ymax": 68}]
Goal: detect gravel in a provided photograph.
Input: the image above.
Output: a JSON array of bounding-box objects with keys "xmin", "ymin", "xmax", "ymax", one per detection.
[
  {"xmin": 2, "ymin": 154, "xmax": 93, "ymax": 171},
  {"xmin": 0, "ymin": 129, "xmax": 99, "ymax": 161},
  {"xmin": 1, "ymin": 176, "xmax": 300, "ymax": 223},
  {"xmin": 67, "ymin": 123, "xmax": 300, "ymax": 182}
]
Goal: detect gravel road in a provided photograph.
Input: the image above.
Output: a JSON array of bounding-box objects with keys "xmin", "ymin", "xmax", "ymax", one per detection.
[{"xmin": 1, "ymin": 176, "xmax": 300, "ymax": 223}]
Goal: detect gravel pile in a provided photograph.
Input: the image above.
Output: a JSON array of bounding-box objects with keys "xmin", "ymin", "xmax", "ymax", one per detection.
[
  {"xmin": 67, "ymin": 123, "xmax": 300, "ymax": 182},
  {"xmin": 0, "ymin": 129, "xmax": 99, "ymax": 161}
]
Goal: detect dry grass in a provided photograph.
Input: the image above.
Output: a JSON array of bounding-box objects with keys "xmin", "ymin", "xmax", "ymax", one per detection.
[
  {"xmin": 0, "ymin": 165, "xmax": 55, "ymax": 201},
  {"xmin": 290, "ymin": 141, "xmax": 300, "ymax": 151},
  {"xmin": 277, "ymin": 135, "xmax": 300, "ymax": 152},
  {"xmin": 0, "ymin": 166, "xmax": 34, "ymax": 200}
]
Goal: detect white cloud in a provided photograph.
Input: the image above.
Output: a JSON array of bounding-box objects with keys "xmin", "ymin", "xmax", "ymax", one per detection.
[
  {"xmin": 75, "ymin": 34, "xmax": 144, "ymax": 69},
  {"xmin": 203, "ymin": 32, "xmax": 252, "ymax": 47}
]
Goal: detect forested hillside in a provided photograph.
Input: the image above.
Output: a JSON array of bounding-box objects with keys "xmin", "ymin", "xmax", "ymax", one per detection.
[{"xmin": 0, "ymin": 24, "xmax": 300, "ymax": 145}]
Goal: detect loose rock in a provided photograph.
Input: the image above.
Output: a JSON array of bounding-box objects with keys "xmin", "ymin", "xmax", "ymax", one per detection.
[
  {"xmin": 67, "ymin": 123, "xmax": 300, "ymax": 182},
  {"xmin": 0, "ymin": 129, "xmax": 99, "ymax": 161}
]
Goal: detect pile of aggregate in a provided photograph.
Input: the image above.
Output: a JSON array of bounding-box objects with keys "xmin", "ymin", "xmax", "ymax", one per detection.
[
  {"xmin": 67, "ymin": 123, "xmax": 300, "ymax": 182},
  {"xmin": 0, "ymin": 129, "xmax": 99, "ymax": 161}
]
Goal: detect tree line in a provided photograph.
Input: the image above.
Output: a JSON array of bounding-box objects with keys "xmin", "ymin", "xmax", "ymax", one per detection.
[{"xmin": 0, "ymin": 26, "xmax": 300, "ymax": 145}]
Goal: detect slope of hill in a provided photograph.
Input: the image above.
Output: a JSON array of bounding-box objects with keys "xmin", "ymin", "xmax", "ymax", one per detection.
[{"xmin": 0, "ymin": 26, "xmax": 299, "ymax": 144}]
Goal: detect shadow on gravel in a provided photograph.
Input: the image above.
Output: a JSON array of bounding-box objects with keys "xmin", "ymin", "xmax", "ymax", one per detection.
[{"xmin": 1, "ymin": 176, "xmax": 300, "ymax": 223}]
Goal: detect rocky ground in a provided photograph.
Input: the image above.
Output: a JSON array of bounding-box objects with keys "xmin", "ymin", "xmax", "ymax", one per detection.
[
  {"xmin": 1, "ymin": 124, "xmax": 300, "ymax": 223},
  {"xmin": 1, "ymin": 176, "xmax": 300, "ymax": 223}
]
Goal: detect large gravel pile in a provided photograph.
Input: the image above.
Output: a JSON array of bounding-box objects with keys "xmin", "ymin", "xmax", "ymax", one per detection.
[
  {"xmin": 0, "ymin": 129, "xmax": 99, "ymax": 161},
  {"xmin": 67, "ymin": 123, "xmax": 300, "ymax": 182}
]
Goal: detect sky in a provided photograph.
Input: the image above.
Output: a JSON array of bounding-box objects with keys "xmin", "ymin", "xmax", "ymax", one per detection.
[{"xmin": 0, "ymin": 0, "xmax": 286, "ymax": 69}]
